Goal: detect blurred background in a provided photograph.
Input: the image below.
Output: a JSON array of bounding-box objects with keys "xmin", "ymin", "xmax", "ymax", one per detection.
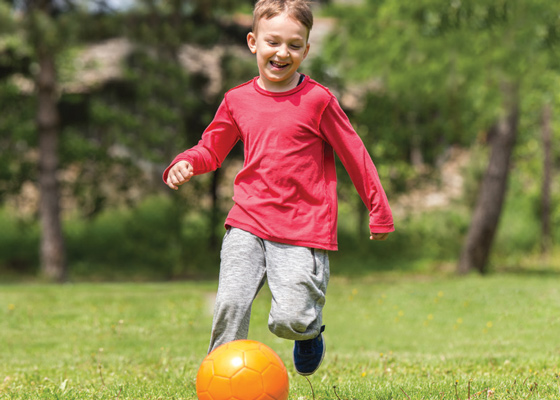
[{"xmin": 0, "ymin": 0, "xmax": 558, "ymax": 282}]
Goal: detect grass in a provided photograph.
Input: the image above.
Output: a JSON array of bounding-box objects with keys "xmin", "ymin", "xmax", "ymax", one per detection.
[{"xmin": 1, "ymin": 273, "xmax": 560, "ymax": 399}]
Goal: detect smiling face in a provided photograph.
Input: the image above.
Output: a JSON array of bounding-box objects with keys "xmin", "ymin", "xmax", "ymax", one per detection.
[{"xmin": 247, "ymin": 12, "xmax": 311, "ymax": 92}]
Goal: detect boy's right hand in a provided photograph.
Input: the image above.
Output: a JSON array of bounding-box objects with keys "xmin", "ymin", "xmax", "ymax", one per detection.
[
  {"xmin": 370, "ymin": 232, "xmax": 389, "ymax": 241},
  {"xmin": 166, "ymin": 161, "xmax": 194, "ymax": 190}
]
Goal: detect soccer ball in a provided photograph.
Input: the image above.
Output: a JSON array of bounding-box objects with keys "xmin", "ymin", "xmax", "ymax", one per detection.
[{"xmin": 196, "ymin": 340, "xmax": 289, "ymax": 400}]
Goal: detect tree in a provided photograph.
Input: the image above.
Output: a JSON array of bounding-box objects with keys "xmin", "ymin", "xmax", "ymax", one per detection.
[
  {"xmin": 458, "ymin": 83, "xmax": 519, "ymax": 274},
  {"xmin": 1, "ymin": 0, "xmax": 256, "ymax": 277},
  {"xmin": 3, "ymin": 0, "xmax": 92, "ymax": 280},
  {"xmin": 28, "ymin": 0, "xmax": 66, "ymax": 281},
  {"xmin": 88, "ymin": 0, "xmax": 254, "ymax": 255},
  {"xmin": 322, "ymin": 0, "xmax": 560, "ymax": 273}
]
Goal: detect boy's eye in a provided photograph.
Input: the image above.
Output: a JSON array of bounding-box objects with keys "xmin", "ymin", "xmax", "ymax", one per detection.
[
  {"xmin": 267, "ymin": 41, "xmax": 278, "ymax": 45},
  {"xmin": 291, "ymin": 45, "xmax": 302, "ymax": 49}
]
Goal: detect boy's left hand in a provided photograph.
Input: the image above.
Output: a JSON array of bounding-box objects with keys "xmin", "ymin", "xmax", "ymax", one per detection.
[{"xmin": 370, "ymin": 233, "xmax": 389, "ymax": 241}]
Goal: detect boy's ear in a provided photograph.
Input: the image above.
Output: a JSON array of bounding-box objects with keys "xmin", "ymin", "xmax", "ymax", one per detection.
[
  {"xmin": 303, "ymin": 43, "xmax": 311, "ymax": 60},
  {"xmin": 247, "ymin": 32, "xmax": 257, "ymax": 54}
]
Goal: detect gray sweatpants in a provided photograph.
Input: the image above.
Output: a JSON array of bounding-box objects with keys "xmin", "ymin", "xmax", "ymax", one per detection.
[{"xmin": 208, "ymin": 228, "xmax": 330, "ymax": 353}]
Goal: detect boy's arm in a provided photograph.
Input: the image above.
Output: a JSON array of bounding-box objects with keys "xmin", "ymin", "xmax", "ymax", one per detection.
[
  {"xmin": 162, "ymin": 98, "xmax": 240, "ymax": 186},
  {"xmin": 319, "ymin": 96, "xmax": 394, "ymax": 237}
]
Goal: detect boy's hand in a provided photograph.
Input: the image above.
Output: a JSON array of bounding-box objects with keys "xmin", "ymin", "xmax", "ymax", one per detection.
[
  {"xmin": 370, "ymin": 233, "xmax": 389, "ymax": 241},
  {"xmin": 166, "ymin": 161, "xmax": 193, "ymax": 190}
]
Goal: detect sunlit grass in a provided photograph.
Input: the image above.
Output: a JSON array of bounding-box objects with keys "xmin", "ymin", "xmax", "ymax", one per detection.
[{"xmin": 1, "ymin": 274, "xmax": 560, "ymax": 399}]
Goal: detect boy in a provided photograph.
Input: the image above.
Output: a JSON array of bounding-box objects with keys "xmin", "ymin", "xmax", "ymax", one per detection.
[{"xmin": 163, "ymin": 0, "xmax": 394, "ymax": 376}]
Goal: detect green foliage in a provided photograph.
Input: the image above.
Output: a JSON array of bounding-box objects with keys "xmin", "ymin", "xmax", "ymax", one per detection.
[
  {"xmin": 491, "ymin": 168, "xmax": 560, "ymax": 270},
  {"xmin": 0, "ymin": 81, "xmax": 36, "ymax": 200},
  {"xmin": 122, "ymin": 0, "xmax": 253, "ymax": 47},
  {"xmin": 25, "ymin": 4, "xmax": 85, "ymax": 54},
  {"xmin": 0, "ymin": 196, "xmax": 220, "ymax": 281},
  {"xmin": 0, "ymin": 2, "xmax": 16, "ymax": 34},
  {"xmin": 318, "ymin": 0, "xmax": 560, "ymax": 276},
  {"xmin": 91, "ymin": 48, "xmax": 195, "ymax": 163},
  {"xmin": 2, "ymin": 0, "xmax": 559, "ymax": 281},
  {"xmin": 55, "ymin": 1, "xmax": 255, "ymax": 217},
  {"xmin": 2, "ymin": 162, "xmax": 558, "ymax": 280},
  {"xmin": 353, "ymin": 91, "xmax": 473, "ymax": 193},
  {"xmin": 333, "ymin": 207, "xmax": 469, "ymax": 275},
  {"xmin": 321, "ymin": 0, "xmax": 560, "ymax": 189},
  {"xmin": 493, "ymin": 190, "xmax": 541, "ymax": 258},
  {"xmin": 65, "ymin": 195, "xmax": 219, "ymax": 280},
  {"xmin": 0, "ymin": 0, "xmax": 254, "ymax": 204},
  {"xmin": 0, "ymin": 209, "xmax": 39, "ymax": 277}
]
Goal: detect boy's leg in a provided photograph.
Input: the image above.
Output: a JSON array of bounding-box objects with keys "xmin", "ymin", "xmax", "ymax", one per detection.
[
  {"xmin": 264, "ymin": 242, "xmax": 330, "ymax": 341},
  {"xmin": 208, "ymin": 228, "xmax": 267, "ymax": 353},
  {"xmin": 264, "ymin": 242, "xmax": 329, "ymax": 375}
]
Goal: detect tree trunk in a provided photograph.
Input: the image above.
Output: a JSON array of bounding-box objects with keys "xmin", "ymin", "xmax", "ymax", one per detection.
[
  {"xmin": 457, "ymin": 83, "xmax": 519, "ymax": 274},
  {"xmin": 34, "ymin": 1, "xmax": 66, "ymax": 282},
  {"xmin": 541, "ymin": 103, "xmax": 552, "ymax": 254},
  {"xmin": 408, "ymin": 112, "xmax": 424, "ymax": 168}
]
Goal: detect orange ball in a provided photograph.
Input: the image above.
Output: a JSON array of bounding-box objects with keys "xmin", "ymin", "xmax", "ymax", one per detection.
[{"xmin": 196, "ymin": 340, "xmax": 289, "ymax": 400}]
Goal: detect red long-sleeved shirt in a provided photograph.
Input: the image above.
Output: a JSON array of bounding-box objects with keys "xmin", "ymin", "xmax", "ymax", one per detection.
[{"xmin": 163, "ymin": 76, "xmax": 394, "ymax": 250}]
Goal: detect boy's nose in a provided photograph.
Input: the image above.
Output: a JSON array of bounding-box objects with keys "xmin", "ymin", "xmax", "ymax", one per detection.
[{"xmin": 276, "ymin": 45, "xmax": 290, "ymax": 58}]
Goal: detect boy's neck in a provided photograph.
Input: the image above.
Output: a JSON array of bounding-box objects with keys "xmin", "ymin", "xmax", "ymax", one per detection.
[{"xmin": 257, "ymin": 72, "xmax": 303, "ymax": 92}]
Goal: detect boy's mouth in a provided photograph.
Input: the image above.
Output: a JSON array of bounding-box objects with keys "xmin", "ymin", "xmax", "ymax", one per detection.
[{"xmin": 270, "ymin": 61, "xmax": 289, "ymax": 70}]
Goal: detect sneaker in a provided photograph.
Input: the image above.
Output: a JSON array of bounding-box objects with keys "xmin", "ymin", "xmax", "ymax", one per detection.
[{"xmin": 293, "ymin": 325, "xmax": 326, "ymax": 376}]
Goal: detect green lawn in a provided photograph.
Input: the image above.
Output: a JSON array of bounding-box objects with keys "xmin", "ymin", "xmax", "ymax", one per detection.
[{"xmin": 1, "ymin": 274, "xmax": 560, "ymax": 399}]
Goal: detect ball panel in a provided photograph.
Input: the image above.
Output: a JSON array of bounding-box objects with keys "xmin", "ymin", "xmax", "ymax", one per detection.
[
  {"xmin": 212, "ymin": 349, "xmax": 245, "ymax": 378},
  {"xmin": 205, "ymin": 342, "xmax": 234, "ymax": 364},
  {"xmin": 262, "ymin": 364, "xmax": 289, "ymax": 400},
  {"xmin": 207, "ymin": 375, "xmax": 233, "ymax": 400},
  {"xmin": 196, "ymin": 359, "xmax": 215, "ymax": 392},
  {"xmin": 231, "ymin": 368, "xmax": 264, "ymax": 400},
  {"xmin": 243, "ymin": 348, "xmax": 272, "ymax": 373},
  {"xmin": 258, "ymin": 343, "xmax": 286, "ymax": 366},
  {"xmin": 196, "ymin": 391, "xmax": 215, "ymax": 400},
  {"xmin": 227, "ymin": 339, "xmax": 261, "ymax": 352}
]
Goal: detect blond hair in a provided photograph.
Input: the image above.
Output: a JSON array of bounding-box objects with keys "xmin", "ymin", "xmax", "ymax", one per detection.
[{"xmin": 252, "ymin": 0, "xmax": 314, "ymax": 39}]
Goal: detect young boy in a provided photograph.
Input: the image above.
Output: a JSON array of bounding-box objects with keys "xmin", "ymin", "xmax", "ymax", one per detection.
[{"xmin": 163, "ymin": 0, "xmax": 394, "ymax": 376}]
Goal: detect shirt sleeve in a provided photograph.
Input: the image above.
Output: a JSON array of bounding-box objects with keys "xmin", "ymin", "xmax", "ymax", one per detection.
[
  {"xmin": 162, "ymin": 98, "xmax": 241, "ymax": 183},
  {"xmin": 319, "ymin": 96, "xmax": 395, "ymax": 233}
]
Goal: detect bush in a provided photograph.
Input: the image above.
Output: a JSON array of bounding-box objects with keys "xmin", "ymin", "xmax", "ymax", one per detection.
[
  {"xmin": 66, "ymin": 195, "xmax": 220, "ymax": 281},
  {"xmin": 490, "ymin": 179, "xmax": 546, "ymax": 269},
  {"xmin": 0, "ymin": 177, "xmax": 557, "ymax": 281},
  {"xmin": 332, "ymin": 207, "xmax": 469, "ymax": 276},
  {"xmin": 0, "ymin": 210, "xmax": 39, "ymax": 278}
]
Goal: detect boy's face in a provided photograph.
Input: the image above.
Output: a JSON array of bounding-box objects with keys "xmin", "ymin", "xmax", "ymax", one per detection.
[{"xmin": 247, "ymin": 12, "xmax": 310, "ymax": 92}]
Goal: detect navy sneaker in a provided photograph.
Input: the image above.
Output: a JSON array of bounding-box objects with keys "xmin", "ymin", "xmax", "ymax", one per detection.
[{"xmin": 293, "ymin": 325, "xmax": 326, "ymax": 376}]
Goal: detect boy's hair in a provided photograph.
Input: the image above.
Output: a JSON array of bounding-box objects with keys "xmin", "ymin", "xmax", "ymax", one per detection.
[{"xmin": 252, "ymin": 0, "xmax": 313, "ymax": 39}]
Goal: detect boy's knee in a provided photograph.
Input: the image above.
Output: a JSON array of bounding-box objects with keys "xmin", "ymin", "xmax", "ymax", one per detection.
[
  {"xmin": 268, "ymin": 308, "xmax": 320, "ymax": 340},
  {"xmin": 268, "ymin": 317, "xmax": 307, "ymax": 339}
]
